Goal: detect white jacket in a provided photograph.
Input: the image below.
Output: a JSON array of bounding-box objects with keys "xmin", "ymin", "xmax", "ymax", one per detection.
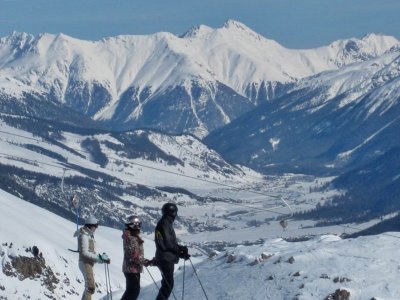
[{"xmin": 75, "ymin": 226, "xmax": 99, "ymax": 264}]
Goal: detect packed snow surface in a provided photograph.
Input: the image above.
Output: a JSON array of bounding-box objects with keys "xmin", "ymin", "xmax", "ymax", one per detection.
[{"xmin": 1, "ymin": 189, "xmax": 400, "ymax": 300}]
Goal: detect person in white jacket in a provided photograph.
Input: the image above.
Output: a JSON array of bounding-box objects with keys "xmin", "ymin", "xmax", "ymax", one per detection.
[{"xmin": 76, "ymin": 215, "xmax": 110, "ymax": 300}]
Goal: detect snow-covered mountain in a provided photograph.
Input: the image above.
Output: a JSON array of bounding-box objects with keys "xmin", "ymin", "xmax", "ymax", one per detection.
[
  {"xmin": 204, "ymin": 49, "xmax": 400, "ymax": 223},
  {"xmin": 205, "ymin": 50, "xmax": 400, "ymax": 175},
  {"xmin": 2, "ymin": 188, "xmax": 400, "ymax": 300},
  {"xmin": 0, "ymin": 20, "xmax": 398, "ymax": 137}
]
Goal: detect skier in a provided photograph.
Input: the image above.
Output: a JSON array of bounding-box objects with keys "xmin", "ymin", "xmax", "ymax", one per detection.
[
  {"xmin": 121, "ymin": 215, "xmax": 153, "ymax": 300},
  {"xmin": 154, "ymin": 203, "xmax": 190, "ymax": 300},
  {"xmin": 75, "ymin": 215, "xmax": 110, "ymax": 300}
]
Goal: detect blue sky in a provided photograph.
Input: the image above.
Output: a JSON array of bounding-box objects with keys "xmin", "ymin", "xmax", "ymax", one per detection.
[{"xmin": 0, "ymin": 0, "xmax": 399, "ymax": 48}]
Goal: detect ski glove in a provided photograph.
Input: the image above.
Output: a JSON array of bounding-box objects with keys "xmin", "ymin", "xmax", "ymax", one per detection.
[
  {"xmin": 178, "ymin": 245, "xmax": 190, "ymax": 260},
  {"xmin": 144, "ymin": 258, "xmax": 156, "ymax": 267},
  {"xmin": 98, "ymin": 252, "xmax": 111, "ymax": 264},
  {"xmin": 178, "ymin": 245, "xmax": 188, "ymax": 255}
]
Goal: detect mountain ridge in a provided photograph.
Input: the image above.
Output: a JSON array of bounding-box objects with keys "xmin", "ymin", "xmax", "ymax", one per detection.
[
  {"xmin": 204, "ymin": 50, "xmax": 400, "ymax": 174},
  {"xmin": 1, "ymin": 21, "xmax": 398, "ymax": 137}
]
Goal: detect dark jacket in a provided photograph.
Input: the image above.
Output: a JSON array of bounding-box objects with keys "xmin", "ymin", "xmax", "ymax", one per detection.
[{"xmin": 155, "ymin": 215, "xmax": 180, "ymax": 264}]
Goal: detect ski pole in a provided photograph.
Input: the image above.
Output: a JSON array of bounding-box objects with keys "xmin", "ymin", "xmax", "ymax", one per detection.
[
  {"xmin": 76, "ymin": 204, "xmax": 80, "ymax": 232},
  {"xmin": 67, "ymin": 195, "xmax": 81, "ymax": 252},
  {"xmin": 188, "ymin": 258, "xmax": 209, "ymax": 300},
  {"xmin": 145, "ymin": 266, "xmax": 160, "ymax": 290},
  {"xmin": 104, "ymin": 263, "xmax": 113, "ymax": 300},
  {"xmin": 107, "ymin": 263, "xmax": 113, "ymax": 300},
  {"xmin": 104, "ymin": 264, "xmax": 110, "ymax": 300},
  {"xmin": 182, "ymin": 260, "xmax": 186, "ymax": 300}
]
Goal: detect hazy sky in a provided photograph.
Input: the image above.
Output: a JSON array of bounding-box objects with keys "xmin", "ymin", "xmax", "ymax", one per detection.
[{"xmin": 0, "ymin": 0, "xmax": 399, "ymax": 48}]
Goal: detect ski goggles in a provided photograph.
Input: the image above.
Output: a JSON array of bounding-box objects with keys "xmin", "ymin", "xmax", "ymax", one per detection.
[{"xmin": 127, "ymin": 220, "xmax": 141, "ymax": 229}]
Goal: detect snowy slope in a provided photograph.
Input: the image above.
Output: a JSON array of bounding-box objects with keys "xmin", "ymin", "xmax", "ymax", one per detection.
[
  {"xmin": 145, "ymin": 234, "xmax": 400, "ymax": 300},
  {"xmin": 2, "ymin": 188, "xmax": 400, "ymax": 300},
  {"xmin": 0, "ymin": 21, "xmax": 398, "ymax": 136},
  {"xmin": 0, "ymin": 188, "xmax": 159, "ymax": 300}
]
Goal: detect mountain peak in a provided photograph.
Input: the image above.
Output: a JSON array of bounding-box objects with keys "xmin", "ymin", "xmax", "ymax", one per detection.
[
  {"xmin": 360, "ymin": 33, "xmax": 399, "ymax": 52},
  {"xmin": 181, "ymin": 20, "xmax": 264, "ymax": 41},
  {"xmin": 220, "ymin": 19, "xmax": 269, "ymax": 42},
  {"xmin": 361, "ymin": 32, "xmax": 389, "ymax": 41},
  {"xmin": 1, "ymin": 31, "xmax": 34, "ymax": 45},
  {"xmin": 223, "ymin": 19, "xmax": 254, "ymax": 33},
  {"xmin": 180, "ymin": 24, "xmax": 214, "ymax": 39},
  {"xmin": 222, "ymin": 19, "xmax": 250, "ymax": 31}
]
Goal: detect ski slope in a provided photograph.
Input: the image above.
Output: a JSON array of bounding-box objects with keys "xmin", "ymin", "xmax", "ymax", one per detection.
[{"xmin": 2, "ymin": 188, "xmax": 400, "ymax": 299}]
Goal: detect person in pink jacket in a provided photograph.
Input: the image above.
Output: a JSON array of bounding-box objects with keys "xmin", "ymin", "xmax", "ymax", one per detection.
[{"xmin": 121, "ymin": 215, "xmax": 152, "ymax": 300}]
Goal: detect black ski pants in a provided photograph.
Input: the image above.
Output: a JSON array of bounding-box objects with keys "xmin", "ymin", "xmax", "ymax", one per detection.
[
  {"xmin": 121, "ymin": 273, "xmax": 140, "ymax": 300},
  {"xmin": 156, "ymin": 261, "xmax": 175, "ymax": 300}
]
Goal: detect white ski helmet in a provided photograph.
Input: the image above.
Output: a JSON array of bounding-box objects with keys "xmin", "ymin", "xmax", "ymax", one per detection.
[
  {"xmin": 85, "ymin": 215, "xmax": 99, "ymax": 226},
  {"xmin": 126, "ymin": 215, "xmax": 141, "ymax": 230}
]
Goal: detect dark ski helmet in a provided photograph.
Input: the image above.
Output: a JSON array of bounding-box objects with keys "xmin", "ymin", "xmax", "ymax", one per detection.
[
  {"xmin": 126, "ymin": 215, "xmax": 142, "ymax": 230},
  {"xmin": 162, "ymin": 203, "xmax": 178, "ymax": 218}
]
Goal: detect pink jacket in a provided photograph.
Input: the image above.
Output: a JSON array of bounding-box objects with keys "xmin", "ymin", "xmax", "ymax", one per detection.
[{"xmin": 122, "ymin": 229, "xmax": 145, "ymax": 273}]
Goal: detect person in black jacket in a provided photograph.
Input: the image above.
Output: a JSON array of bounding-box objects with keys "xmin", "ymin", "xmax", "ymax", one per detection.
[{"xmin": 154, "ymin": 203, "xmax": 190, "ymax": 300}]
